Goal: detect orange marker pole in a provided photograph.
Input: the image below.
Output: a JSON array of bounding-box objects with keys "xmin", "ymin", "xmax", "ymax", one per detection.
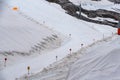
[
  {"xmin": 103, "ymin": 34, "xmax": 104, "ymax": 40},
  {"xmin": 69, "ymin": 34, "xmax": 71, "ymax": 37},
  {"xmin": 12, "ymin": 7, "xmax": 18, "ymax": 11},
  {"xmin": 4, "ymin": 58, "xmax": 7, "ymax": 67},
  {"xmin": 118, "ymin": 28, "xmax": 120, "ymax": 35},
  {"xmin": 81, "ymin": 43, "xmax": 83, "ymax": 47},
  {"xmin": 56, "ymin": 56, "xmax": 58, "ymax": 61},
  {"xmin": 27, "ymin": 66, "xmax": 30, "ymax": 75},
  {"xmin": 69, "ymin": 48, "xmax": 72, "ymax": 54}
]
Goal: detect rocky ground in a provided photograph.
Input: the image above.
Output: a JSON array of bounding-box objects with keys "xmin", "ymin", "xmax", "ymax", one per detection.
[{"xmin": 46, "ymin": 0, "xmax": 120, "ymax": 27}]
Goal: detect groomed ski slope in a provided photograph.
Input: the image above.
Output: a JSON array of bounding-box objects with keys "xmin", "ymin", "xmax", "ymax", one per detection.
[
  {"xmin": 67, "ymin": 36, "xmax": 120, "ymax": 80},
  {"xmin": 0, "ymin": 0, "xmax": 118, "ymax": 80},
  {"xmin": 0, "ymin": 5, "xmax": 57, "ymax": 52}
]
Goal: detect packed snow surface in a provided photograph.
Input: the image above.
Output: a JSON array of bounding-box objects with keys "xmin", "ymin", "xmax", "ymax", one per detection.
[
  {"xmin": 68, "ymin": 36, "xmax": 120, "ymax": 80},
  {"xmin": 0, "ymin": 0, "xmax": 119, "ymax": 80},
  {"xmin": 0, "ymin": 2, "xmax": 56, "ymax": 52}
]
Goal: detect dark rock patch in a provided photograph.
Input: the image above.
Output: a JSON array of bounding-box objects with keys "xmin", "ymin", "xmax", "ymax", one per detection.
[{"xmin": 46, "ymin": 0, "xmax": 120, "ymax": 28}]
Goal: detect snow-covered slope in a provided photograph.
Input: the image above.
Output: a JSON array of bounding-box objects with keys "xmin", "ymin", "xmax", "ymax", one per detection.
[
  {"xmin": 70, "ymin": 0, "xmax": 120, "ymax": 12},
  {"xmin": 70, "ymin": 0, "xmax": 112, "ymax": 5},
  {"xmin": 0, "ymin": 2, "xmax": 60, "ymax": 53},
  {"xmin": 67, "ymin": 36, "xmax": 120, "ymax": 80},
  {"xmin": 0, "ymin": 0, "xmax": 118, "ymax": 80}
]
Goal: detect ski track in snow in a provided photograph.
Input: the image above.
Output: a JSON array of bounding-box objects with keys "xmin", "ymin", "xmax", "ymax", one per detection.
[
  {"xmin": 19, "ymin": 34, "xmax": 117, "ymax": 80},
  {"xmin": 67, "ymin": 36, "xmax": 120, "ymax": 80},
  {"xmin": 0, "ymin": 0, "xmax": 119, "ymax": 80}
]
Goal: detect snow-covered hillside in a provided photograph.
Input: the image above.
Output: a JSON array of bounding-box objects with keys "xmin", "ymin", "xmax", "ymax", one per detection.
[
  {"xmin": 67, "ymin": 36, "xmax": 120, "ymax": 80},
  {"xmin": 0, "ymin": 5, "xmax": 59, "ymax": 52},
  {"xmin": 0, "ymin": 0, "xmax": 119, "ymax": 80},
  {"xmin": 70, "ymin": 0, "xmax": 112, "ymax": 5},
  {"xmin": 70, "ymin": 0, "xmax": 120, "ymax": 12}
]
